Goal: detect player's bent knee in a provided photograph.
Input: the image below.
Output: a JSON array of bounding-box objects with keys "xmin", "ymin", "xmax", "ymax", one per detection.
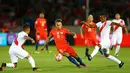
[
  {"xmin": 13, "ymin": 63, "xmax": 17, "ymax": 68},
  {"xmin": 102, "ymin": 49, "xmax": 109, "ymax": 57},
  {"xmin": 63, "ymin": 52, "xmax": 70, "ymax": 57},
  {"xmin": 72, "ymin": 54, "xmax": 78, "ymax": 58},
  {"xmin": 25, "ymin": 55, "xmax": 31, "ymax": 59},
  {"xmin": 97, "ymin": 44, "xmax": 101, "ymax": 48},
  {"xmin": 104, "ymin": 53, "xmax": 109, "ymax": 57}
]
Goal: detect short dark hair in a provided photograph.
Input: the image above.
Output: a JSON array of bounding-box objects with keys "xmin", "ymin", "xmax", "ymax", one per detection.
[
  {"xmin": 55, "ymin": 19, "xmax": 62, "ymax": 23},
  {"xmin": 23, "ymin": 24, "xmax": 30, "ymax": 30},
  {"xmin": 40, "ymin": 12, "xmax": 44, "ymax": 14},
  {"xmin": 100, "ymin": 12, "xmax": 108, "ymax": 17}
]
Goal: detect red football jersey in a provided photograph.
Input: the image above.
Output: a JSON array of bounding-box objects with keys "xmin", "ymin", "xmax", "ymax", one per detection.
[
  {"xmin": 82, "ymin": 21, "xmax": 96, "ymax": 37},
  {"xmin": 50, "ymin": 28, "xmax": 70, "ymax": 48},
  {"xmin": 35, "ymin": 18, "xmax": 47, "ymax": 36}
]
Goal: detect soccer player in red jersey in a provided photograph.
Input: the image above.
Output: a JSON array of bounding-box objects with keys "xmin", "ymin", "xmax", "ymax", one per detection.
[
  {"xmin": 35, "ymin": 12, "xmax": 49, "ymax": 53},
  {"xmin": 41, "ymin": 19, "xmax": 87, "ymax": 68},
  {"xmin": 80, "ymin": 15, "xmax": 103, "ymax": 57}
]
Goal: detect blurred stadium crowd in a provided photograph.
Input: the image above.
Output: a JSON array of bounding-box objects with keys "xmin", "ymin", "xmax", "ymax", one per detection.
[{"xmin": 0, "ymin": 0, "xmax": 130, "ymax": 33}]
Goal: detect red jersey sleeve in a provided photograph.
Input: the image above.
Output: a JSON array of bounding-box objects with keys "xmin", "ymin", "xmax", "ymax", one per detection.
[
  {"xmin": 82, "ymin": 24, "xmax": 86, "ymax": 29},
  {"xmin": 50, "ymin": 30, "xmax": 54, "ymax": 37},
  {"xmin": 35, "ymin": 18, "xmax": 40, "ymax": 29}
]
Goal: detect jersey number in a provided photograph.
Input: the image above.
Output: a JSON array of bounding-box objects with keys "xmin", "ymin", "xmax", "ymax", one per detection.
[
  {"xmin": 41, "ymin": 21, "xmax": 45, "ymax": 26},
  {"xmin": 57, "ymin": 32, "xmax": 60, "ymax": 38}
]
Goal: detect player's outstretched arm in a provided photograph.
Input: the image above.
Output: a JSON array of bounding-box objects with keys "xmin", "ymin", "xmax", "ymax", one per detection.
[
  {"xmin": 111, "ymin": 22, "xmax": 128, "ymax": 31},
  {"xmin": 111, "ymin": 22, "xmax": 123, "ymax": 27},
  {"xmin": 69, "ymin": 32, "xmax": 77, "ymax": 38},
  {"xmin": 81, "ymin": 21, "xmax": 96, "ymax": 28},
  {"xmin": 24, "ymin": 36, "xmax": 35, "ymax": 43},
  {"xmin": 41, "ymin": 35, "xmax": 52, "ymax": 51},
  {"xmin": 123, "ymin": 25, "xmax": 129, "ymax": 34}
]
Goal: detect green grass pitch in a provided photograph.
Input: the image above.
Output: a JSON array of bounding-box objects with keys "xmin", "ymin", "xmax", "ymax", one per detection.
[{"xmin": 0, "ymin": 45, "xmax": 130, "ymax": 73}]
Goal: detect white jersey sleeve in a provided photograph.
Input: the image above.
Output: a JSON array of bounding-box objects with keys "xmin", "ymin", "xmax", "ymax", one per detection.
[
  {"xmin": 121, "ymin": 19, "xmax": 125, "ymax": 26},
  {"xmin": 107, "ymin": 20, "xmax": 112, "ymax": 26},
  {"xmin": 112, "ymin": 19, "xmax": 125, "ymax": 26},
  {"xmin": 96, "ymin": 22, "xmax": 101, "ymax": 28},
  {"xmin": 14, "ymin": 31, "xmax": 28, "ymax": 47},
  {"xmin": 18, "ymin": 32, "xmax": 28, "ymax": 40}
]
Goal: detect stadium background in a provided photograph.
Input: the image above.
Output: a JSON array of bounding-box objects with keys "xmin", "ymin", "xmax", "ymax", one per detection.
[{"xmin": 0, "ymin": 0, "xmax": 130, "ymax": 46}]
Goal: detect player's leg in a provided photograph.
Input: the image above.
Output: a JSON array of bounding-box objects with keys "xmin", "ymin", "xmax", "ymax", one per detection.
[
  {"xmin": 44, "ymin": 36, "xmax": 49, "ymax": 51},
  {"xmin": 115, "ymin": 34, "xmax": 122, "ymax": 56},
  {"xmin": 68, "ymin": 46, "xmax": 87, "ymax": 67},
  {"xmin": 25, "ymin": 55, "xmax": 40, "ymax": 71},
  {"xmin": 84, "ymin": 39, "xmax": 89, "ymax": 57},
  {"xmin": 111, "ymin": 33, "xmax": 117, "ymax": 50},
  {"xmin": 0, "ymin": 54, "xmax": 18, "ymax": 71},
  {"xmin": 17, "ymin": 47, "xmax": 40, "ymax": 71},
  {"xmin": 115, "ymin": 44, "xmax": 120, "ymax": 56},
  {"xmin": 45, "ymin": 44, "xmax": 52, "ymax": 53},
  {"xmin": 99, "ymin": 48, "xmax": 104, "ymax": 55},
  {"xmin": 72, "ymin": 55, "xmax": 87, "ymax": 68},
  {"xmin": 35, "ymin": 33, "xmax": 40, "ymax": 51},
  {"xmin": 63, "ymin": 52, "xmax": 81, "ymax": 68},
  {"xmin": 86, "ymin": 37, "xmax": 103, "ymax": 59},
  {"xmin": 93, "ymin": 38, "xmax": 104, "ymax": 56},
  {"xmin": 86, "ymin": 44, "xmax": 101, "ymax": 61},
  {"xmin": 90, "ymin": 45, "xmax": 101, "ymax": 58},
  {"xmin": 103, "ymin": 48, "xmax": 124, "ymax": 68},
  {"xmin": 7, "ymin": 54, "xmax": 18, "ymax": 68},
  {"xmin": 35, "ymin": 42, "xmax": 39, "ymax": 51},
  {"xmin": 45, "ymin": 44, "xmax": 49, "ymax": 51},
  {"xmin": 0, "ymin": 46, "xmax": 19, "ymax": 71},
  {"xmin": 0, "ymin": 63, "xmax": 17, "ymax": 71}
]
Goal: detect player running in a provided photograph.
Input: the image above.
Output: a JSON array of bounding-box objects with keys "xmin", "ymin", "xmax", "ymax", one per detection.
[
  {"xmin": 85, "ymin": 13, "xmax": 124, "ymax": 68},
  {"xmin": 35, "ymin": 12, "xmax": 50, "ymax": 53},
  {"xmin": 80, "ymin": 15, "xmax": 103, "ymax": 57},
  {"xmin": 41, "ymin": 19, "xmax": 87, "ymax": 68},
  {"xmin": 0, "ymin": 25, "xmax": 40, "ymax": 71},
  {"xmin": 111, "ymin": 13, "xmax": 128, "ymax": 56}
]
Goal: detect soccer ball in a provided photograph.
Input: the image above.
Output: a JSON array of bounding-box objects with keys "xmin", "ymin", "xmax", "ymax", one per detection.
[{"xmin": 55, "ymin": 53, "xmax": 63, "ymax": 62}]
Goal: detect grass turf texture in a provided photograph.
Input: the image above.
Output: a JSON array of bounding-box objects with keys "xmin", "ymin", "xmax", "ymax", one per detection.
[{"xmin": 0, "ymin": 45, "xmax": 130, "ymax": 73}]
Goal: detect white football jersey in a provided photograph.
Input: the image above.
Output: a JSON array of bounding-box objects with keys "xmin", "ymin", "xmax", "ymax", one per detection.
[
  {"xmin": 12, "ymin": 31, "xmax": 28, "ymax": 47},
  {"xmin": 112, "ymin": 19, "xmax": 125, "ymax": 33},
  {"xmin": 96, "ymin": 20, "xmax": 112, "ymax": 41}
]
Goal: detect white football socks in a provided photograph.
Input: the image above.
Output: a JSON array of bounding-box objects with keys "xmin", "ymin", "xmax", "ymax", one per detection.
[
  {"xmin": 115, "ymin": 45, "xmax": 120, "ymax": 55},
  {"xmin": 91, "ymin": 46, "xmax": 99, "ymax": 58},
  {"xmin": 6, "ymin": 63, "xmax": 15, "ymax": 68},
  {"xmin": 107, "ymin": 55, "xmax": 121, "ymax": 64},
  {"xmin": 28, "ymin": 56, "xmax": 36, "ymax": 68}
]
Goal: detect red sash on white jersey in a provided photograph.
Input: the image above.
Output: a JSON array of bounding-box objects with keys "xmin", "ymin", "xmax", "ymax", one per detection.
[
  {"xmin": 114, "ymin": 20, "xmax": 123, "ymax": 31},
  {"xmin": 100, "ymin": 21, "xmax": 107, "ymax": 33},
  {"xmin": 14, "ymin": 39, "xmax": 24, "ymax": 49},
  {"xmin": 14, "ymin": 39, "xmax": 18, "ymax": 46}
]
